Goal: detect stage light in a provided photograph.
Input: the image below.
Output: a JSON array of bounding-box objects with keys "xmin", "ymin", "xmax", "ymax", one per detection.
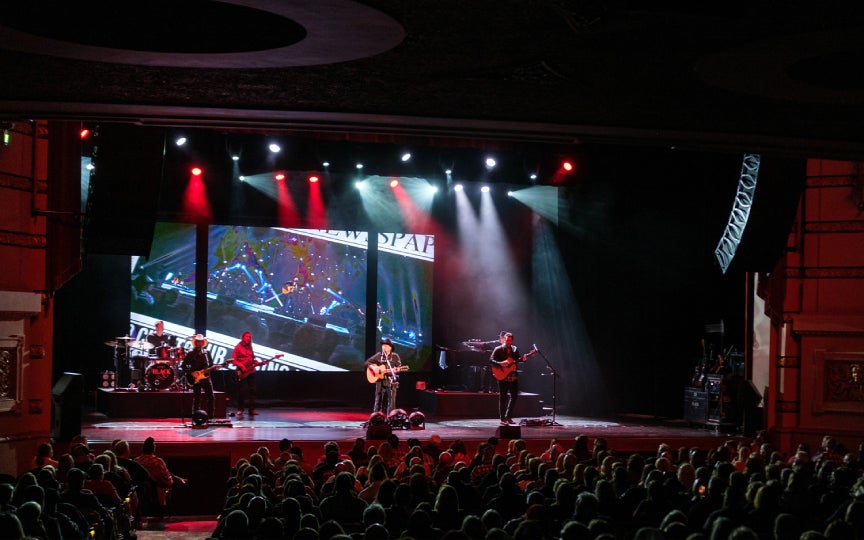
[
  {"xmin": 401, "ymin": 152, "xmax": 411, "ymax": 162},
  {"xmin": 175, "ymin": 137, "xmax": 187, "ymax": 147},
  {"xmin": 428, "ymin": 185, "xmax": 438, "ymax": 195},
  {"xmin": 191, "ymin": 167, "xmax": 202, "ymax": 176},
  {"xmin": 322, "ymin": 161, "xmax": 330, "ymax": 168},
  {"xmin": 454, "ymin": 184, "xmax": 464, "ymax": 192},
  {"xmin": 239, "ymin": 175, "xmax": 246, "ymax": 182},
  {"xmin": 390, "ymin": 179, "xmax": 399, "ymax": 188},
  {"xmin": 231, "ymin": 154, "xmax": 240, "ymax": 161},
  {"xmin": 191, "ymin": 410, "xmax": 209, "ymax": 428},
  {"xmin": 445, "ymin": 169, "xmax": 452, "ymax": 176},
  {"xmin": 485, "ymin": 157, "xmax": 497, "ymax": 169},
  {"xmin": 86, "ymin": 163, "xmax": 95, "ymax": 171},
  {"xmin": 355, "ymin": 180, "xmax": 366, "ymax": 190},
  {"xmin": 480, "ymin": 185, "xmax": 490, "ymax": 193},
  {"xmin": 408, "ymin": 411, "xmax": 425, "ymax": 430},
  {"xmin": 388, "ymin": 408, "xmax": 408, "ymax": 429},
  {"xmin": 80, "ymin": 129, "xmax": 90, "ymax": 139},
  {"xmin": 274, "ymin": 173, "xmax": 286, "ymax": 181},
  {"xmin": 507, "ymin": 191, "xmax": 514, "ymax": 197},
  {"xmin": 268, "ymin": 143, "xmax": 281, "ymax": 153},
  {"xmin": 356, "ymin": 163, "xmax": 364, "ymax": 170},
  {"xmin": 562, "ymin": 160, "xmax": 574, "ymax": 172},
  {"xmin": 530, "ymin": 173, "xmax": 538, "ymax": 181},
  {"xmin": 368, "ymin": 411, "xmax": 387, "ymax": 426},
  {"xmin": 309, "ymin": 175, "xmax": 319, "ymax": 183}
]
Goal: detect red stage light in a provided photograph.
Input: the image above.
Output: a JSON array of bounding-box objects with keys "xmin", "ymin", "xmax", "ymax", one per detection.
[
  {"xmin": 79, "ymin": 129, "xmax": 90, "ymax": 139},
  {"xmin": 562, "ymin": 160, "xmax": 574, "ymax": 172},
  {"xmin": 308, "ymin": 175, "xmax": 319, "ymax": 183},
  {"xmin": 390, "ymin": 179, "xmax": 399, "ymax": 188},
  {"xmin": 191, "ymin": 167, "xmax": 202, "ymax": 176},
  {"xmin": 275, "ymin": 173, "xmax": 286, "ymax": 181}
]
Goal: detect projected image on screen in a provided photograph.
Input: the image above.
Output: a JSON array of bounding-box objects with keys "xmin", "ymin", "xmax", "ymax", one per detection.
[
  {"xmin": 130, "ymin": 224, "xmax": 434, "ymax": 379},
  {"xmin": 205, "ymin": 226, "xmax": 368, "ymax": 372}
]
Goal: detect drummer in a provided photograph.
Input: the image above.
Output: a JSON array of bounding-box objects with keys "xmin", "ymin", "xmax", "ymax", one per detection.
[{"xmin": 147, "ymin": 321, "xmax": 174, "ymax": 359}]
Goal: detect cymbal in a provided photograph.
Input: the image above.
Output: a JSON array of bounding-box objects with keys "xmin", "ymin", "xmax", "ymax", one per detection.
[
  {"xmin": 129, "ymin": 340, "xmax": 154, "ymax": 350},
  {"xmin": 115, "ymin": 336, "xmax": 134, "ymax": 341},
  {"xmin": 104, "ymin": 340, "xmax": 121, "ymax": 348}
]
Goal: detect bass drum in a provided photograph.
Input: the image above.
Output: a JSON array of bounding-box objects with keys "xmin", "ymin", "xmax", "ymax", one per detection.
[{"xmin": 145, "ymin": 362, "xmax": 175, "ymax": 390}]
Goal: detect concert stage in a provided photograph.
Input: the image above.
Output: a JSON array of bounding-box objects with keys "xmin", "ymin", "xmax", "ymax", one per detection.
[
  {"xmin": 69, "ymin": 402, "xmax": 742, "ymax": 516},
  {"xmin": 417, "ymin": 389, "xmax": 542, "ymax": 418},
  {"xmin": 96, "ymin": 388, "xmax": 228, "ymax": 419}
]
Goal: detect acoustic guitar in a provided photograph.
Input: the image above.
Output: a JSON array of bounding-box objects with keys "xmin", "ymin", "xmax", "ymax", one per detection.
[
  {"xmin": 366, "ymin": 364, "xmax": 409, "ymax": 384},
  {"xmin": 490, "ymin": 348, "xmax": 538, "ymax": 381}
]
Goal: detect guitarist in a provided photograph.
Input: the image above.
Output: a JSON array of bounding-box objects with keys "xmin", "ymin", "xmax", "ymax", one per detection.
[
  {"xmin": 180, "ymin": 334, "xmax": 215, "ymax": 419},
  {"xmin": 364, "ymin": 337, "xmax": 402, "ymax": 416},
  {"xmin": 490, "ymin": 331, "xmax": 526, "ymax": 426},
  {"xmin": 232, "ymin": 331, "xmax": 258, "ymax": 417}
]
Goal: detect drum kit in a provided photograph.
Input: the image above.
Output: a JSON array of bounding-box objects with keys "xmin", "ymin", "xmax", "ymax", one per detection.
[{"xmin": 105, "ymin": 336, "xmax": 189, "ymax": 391}]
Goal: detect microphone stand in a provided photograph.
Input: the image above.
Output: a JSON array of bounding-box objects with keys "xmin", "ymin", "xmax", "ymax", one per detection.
[{"xmin": 533, "ymin": 344, "xmax": 562, "ymax": 426}]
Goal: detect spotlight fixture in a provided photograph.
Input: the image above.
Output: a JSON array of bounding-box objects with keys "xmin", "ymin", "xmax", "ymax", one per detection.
[
  {"xmin": 86, "ymin": 163, "xmax": 95, "ymax": 171},
  {"xmin": 355, "ymin": 180, "xmax": 366, "ymax": 189},
  {"xmin": 445, "ymin": 169, "xmax": 452, "ymax": 176},
  {"xmin": 308, "ymin": 175, "xmax": 319, "ymax": 183},
  {"xmin": 401, "ymin": 152, "xmax": 412, "ymax": 162},
  {"xmin": 322, "ymin": 161, "xmax": 330, "ymax": 168},
  {"xmin": 390, "ymin": 179, "xmax": 399, "ymax": 188},
  {"xmin": 268, "ymin": 143, "xmax": 281, "ymax": 153},
  {"xmin": 368, "ymin": 411, "xmax": 387, "ymax": 426},
  {"xmin": 231, "ymin": 154, "xmax": 240, "ymax": 161},
  {"xmin": 562, "ymin": 160, "xmax": 574, "ymax": 172},
  {"xmin": 480, "ymin": 185, "xmax": 490, "ymax": 193},
  {"xmin": 388, "ymin": 408, "xmax": 408, "ymax": 429},
  {"xmin": 191, "ymin": 409, "xmax": 209, "ymax": 428},
  {"xmin": 175, "ymin": 137, "xmax": 187, "ymax": 147},
  {"xmin": 239, "ymin": 175, "xmax": 246, "ymax": 182},
  {"xmin": 408, "ymin": 411, "xmax": 426, "ymax": 430},
  {"xmin": 274, "ymin": 172, "xmax": 286, "ymax": 181},
  {"xmin": 454, "ymin": 184, "xmax": 464, "ymax": 192},
  {"xmin": 507, "ymin": 191, "xmax": 514, "ymax": 197},
  {"xmin": 529, "ymin": 173, "xmax": 538, "ymax": 181},
  {"xmin": 428, "ymin": 185, "xmax": 439, "ymax": 195},
  {"xmin": 356, "ymin": 163, "xmax": 364, "ymax": 170},
  {"xmin": 485, "ymin": 157, "xmax": 497, "ymax": 169},
  {"xmin": 191, "ymin": 167, "xmax": 202, "ymax": 176},
  {"xmin": 79, "ymin": 129, "xmax": 90, "ymax": 139}
]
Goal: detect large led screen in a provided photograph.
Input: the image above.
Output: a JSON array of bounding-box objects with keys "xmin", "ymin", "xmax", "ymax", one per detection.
[{"xmin": 129, "ymin": 223, "xmax": 434, "ymax": 380}]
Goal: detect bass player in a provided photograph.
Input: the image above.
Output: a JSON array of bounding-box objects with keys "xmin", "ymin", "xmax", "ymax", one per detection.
[
  {"xmin": 181, "ymin": 334, "xmax": 215, "ymax": 420},
  {"xmin": 365, "ymin": 337, "xmax": 402, "ymax": 416},
  {"xmin": 231, "ymin": 331, "xmax": 258, "ymax": 417},
  {"xmin": 490, "ymin": 331, "xmax": 534, "ymax": 426}
]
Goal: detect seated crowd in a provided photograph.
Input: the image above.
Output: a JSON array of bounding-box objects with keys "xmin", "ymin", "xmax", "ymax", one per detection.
[
  {"xmin": 1, "ymin": 435, "xmax": 185, "ymax": 540},
  {"xmin": 3, "ymin": 432, "xmax": 863, "ymax": 540},
  {"xmin": 205, "ymin": 433, "xmax": 864, "ymax": 540}
]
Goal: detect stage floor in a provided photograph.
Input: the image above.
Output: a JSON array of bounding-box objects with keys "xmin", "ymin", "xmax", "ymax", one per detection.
[{"xmin": 78, "ymin": 404, "xmax": 738, "ymax": 454}]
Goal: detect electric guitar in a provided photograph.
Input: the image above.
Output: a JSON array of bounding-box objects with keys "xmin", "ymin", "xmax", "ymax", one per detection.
[
  {"xmin": 366, "ymin": 364, "xmax": 409, "ymax": 384},
  {"xmin": 188, "ymin": 363, "xmax": 227, "ymax": 385},
  {"xmin": 490, "ymin": 348, "xmax": 538, "ymax": 381},
  {"xmin": 234, "ymin": 354, "xmax": 283, "ymax": 382}
]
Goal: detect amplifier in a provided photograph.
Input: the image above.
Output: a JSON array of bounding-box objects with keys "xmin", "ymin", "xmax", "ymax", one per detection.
[{"xmin": 684, "ymin": 387, "xmax": 708, "ymax": 425}]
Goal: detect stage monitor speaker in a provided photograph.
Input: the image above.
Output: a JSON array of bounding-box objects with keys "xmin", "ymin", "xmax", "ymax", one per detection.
[
  {"xmin": 51, "ymin": 372, "xmax": 84, "ymax": 442},
  {"xmin": 496, "ymin": 425, "xmax": 521, "ymax": 439},
  {"xmin": 366, "ymin": 424, "xmax": 392, "ymax": 440}
]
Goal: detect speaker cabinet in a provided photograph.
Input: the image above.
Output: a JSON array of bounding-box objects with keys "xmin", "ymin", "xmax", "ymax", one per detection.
[
  {"xmin": 51, "ymin": 372, "xmax": 84, "ymax": 441},
  {"xmin": 496, "ymin": 425, "xmax": 521, "ymax": 439}
]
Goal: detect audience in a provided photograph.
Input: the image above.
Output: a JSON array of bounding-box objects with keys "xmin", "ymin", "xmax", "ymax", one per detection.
[{"xmin": 3, "ymin": 431, "xmax": 862, "ymax": 540}]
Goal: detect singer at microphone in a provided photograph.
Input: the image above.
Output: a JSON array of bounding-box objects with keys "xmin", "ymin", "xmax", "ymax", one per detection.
[{"xmin": 490, "ymin": 331, "xmax": 534, "ymax": 426}]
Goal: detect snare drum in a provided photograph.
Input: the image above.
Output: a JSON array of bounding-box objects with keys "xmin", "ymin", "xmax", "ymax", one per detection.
[{"xmin": 145, "ymin": 362, "xmax": 175, "ymax": 390}]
